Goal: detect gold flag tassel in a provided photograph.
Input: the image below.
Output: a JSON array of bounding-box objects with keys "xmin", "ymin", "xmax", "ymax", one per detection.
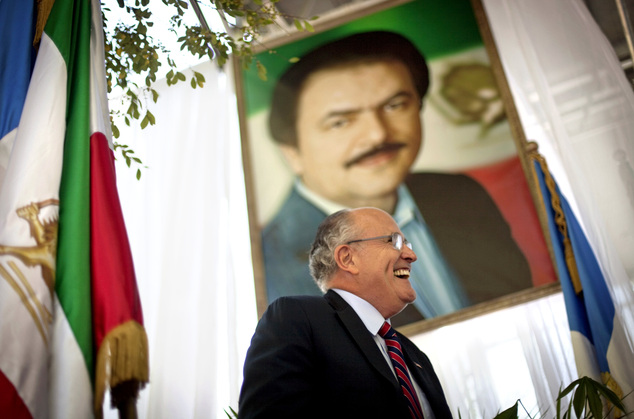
[
  {"xmin": 34, "ymin": 0, "xmax": 55, "ymax": 49},
  {"xmin": 95, "ymin": 320, "xmax": 150, "ymax": 419},
  {"xmin": 527, "ymin": 142, "xmax": 583, "ymax": 294},
  {"xmin": 602, "ymin": 372, "xmax": 626, "ymax": 418}
]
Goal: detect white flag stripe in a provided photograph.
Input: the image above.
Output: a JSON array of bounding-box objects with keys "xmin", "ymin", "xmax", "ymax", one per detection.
[
  {"xmin": 0, "ymin": 32, "xmax": 68, "ymax": 419},
  {"xmin": 89, "ymin": 0, "xmax": 111, "ymax": 141},
  {"xmin": 606, "ymin": 317, "xmax": 634, "ymax": 412},
  {"xmin": 49, "ymin": 297, "xmax": 93, "ymax": 419},
  {"xmin": 0, "ymin": 34, "xmax": 65, "ymax": 242}
]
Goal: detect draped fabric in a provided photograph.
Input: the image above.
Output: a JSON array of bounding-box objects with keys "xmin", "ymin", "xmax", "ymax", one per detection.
[
  {"xmin": 411, "ymin": 293, "xmax": 576, "ymax": 417},
  {"xmin": 108, "ymin": 60, "xmax": 257, "ymax": 418},
  {"xmin": 407, "ymin": 0, "xmax": 634, "ymax": 416}
]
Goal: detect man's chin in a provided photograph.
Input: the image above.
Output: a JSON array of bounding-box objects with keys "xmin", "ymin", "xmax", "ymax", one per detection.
[{"xmin": 400, "ymin": 289, "xmax": 417, "ymax": 305}]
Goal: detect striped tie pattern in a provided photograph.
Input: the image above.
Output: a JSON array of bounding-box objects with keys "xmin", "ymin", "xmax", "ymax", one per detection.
[{"xmin": 379, "ymin": 321, "xmax": 424, "ymax": 419}]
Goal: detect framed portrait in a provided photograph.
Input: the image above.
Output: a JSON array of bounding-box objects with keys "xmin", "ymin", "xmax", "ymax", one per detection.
[{"xmin": 234, "ymin": 0, "xmax": 561, "ymax": 333}]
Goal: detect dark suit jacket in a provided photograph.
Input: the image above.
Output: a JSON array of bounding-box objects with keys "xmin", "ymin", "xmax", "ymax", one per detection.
[
  {"xmin": 239, "ymin": 290, "xmax": 453, "ymax": 419},
  {"xmin": 262, "ymin": 173, "xmax": 531, "ymax": 316}
]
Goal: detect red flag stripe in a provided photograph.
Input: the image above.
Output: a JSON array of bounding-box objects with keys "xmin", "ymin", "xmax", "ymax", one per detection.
[
  {"xmin": 0, "ymin": 370, "xmax": 31, "ymax": 419},
  {"xmin": 90, "ymin": 131, "xmax": 143, "ymax": 346}
]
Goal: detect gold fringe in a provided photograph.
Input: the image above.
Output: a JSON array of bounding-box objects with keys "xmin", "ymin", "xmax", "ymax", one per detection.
[
  {"xmin": 527, "ymin": 143, "xmax": 583, "ymax": 294},
  {"xmin": 34, "ymin": 0, "xmax": 56, "ymax": 49},
  {"xmin": 95, "ymin": 320, "xmax": 149, "ymax": 417},
  {"xmin": 602, "ymin": 372, "xmax": 625, "ymax": 418}
]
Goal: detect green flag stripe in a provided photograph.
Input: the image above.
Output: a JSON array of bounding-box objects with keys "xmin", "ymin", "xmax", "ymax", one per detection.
[{"xmin": 46, "ymin": 0, "xmax": 94, "ymax": 377}]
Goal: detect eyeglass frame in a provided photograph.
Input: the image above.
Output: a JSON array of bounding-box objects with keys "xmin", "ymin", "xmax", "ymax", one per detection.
[{"xmin": 345, "ymin": 232, "xmax": 412, "ymax": 251}]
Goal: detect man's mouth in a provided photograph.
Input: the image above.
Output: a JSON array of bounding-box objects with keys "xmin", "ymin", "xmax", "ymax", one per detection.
[
  {"xmin": 394, "ymin": 268, "xmax": 410, "ymax": 279},
  {"xmin": 344, "ymin": 143, "xmax": 405, "ymax": 169}
]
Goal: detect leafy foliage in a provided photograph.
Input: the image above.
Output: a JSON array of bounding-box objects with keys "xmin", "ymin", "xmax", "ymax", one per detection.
[
  {"xmin": 493, "ymin": 376, "xmax": 629, "ymax": 419},
  {"xmin": 224, "ymin": 406, "xmax": 238, "ymax": 418},
  {"xmin": 102, "ymin": 0, "xmax": 317, "ymax": 177}
]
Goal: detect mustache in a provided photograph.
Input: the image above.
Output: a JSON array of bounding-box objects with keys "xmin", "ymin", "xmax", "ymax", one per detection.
[{"xmin": 343, "ymin": 143, "xmax": 406, "ymax": 169}]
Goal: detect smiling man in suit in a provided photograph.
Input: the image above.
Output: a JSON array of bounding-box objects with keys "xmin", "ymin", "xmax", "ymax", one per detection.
[{"xmin": 239, "ymin": 207, "xmax": 453, "ymax": 418}]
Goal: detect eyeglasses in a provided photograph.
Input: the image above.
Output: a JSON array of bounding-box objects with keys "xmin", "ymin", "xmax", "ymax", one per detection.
[{"xmin": 346, "ymin": 232, "xmax": 412, "ymax": 251}]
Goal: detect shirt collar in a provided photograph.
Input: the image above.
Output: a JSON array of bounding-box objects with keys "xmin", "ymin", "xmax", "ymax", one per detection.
[
  {"xmin": 392, "ymin": 184, "xmax": 418, "ymax": 227},
  {"xmin": 331, "ymin": 288, "xmax": 387, "ymax": 336},
  {"xmin": 295, "ymin": 179, "xmax": 347, "ymax": 215},
  {"xmin": 295, "ymin": 178, "xmax": 416, "ymax": 226}
]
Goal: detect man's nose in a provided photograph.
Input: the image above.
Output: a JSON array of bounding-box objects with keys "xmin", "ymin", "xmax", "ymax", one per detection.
[
  {"xmin": 401, "ymin": 245, "xmax": 417, "ymax": 262},
  {"xmin": 360, "ymin": 110, "xmax": 389, "ymax": 145}
]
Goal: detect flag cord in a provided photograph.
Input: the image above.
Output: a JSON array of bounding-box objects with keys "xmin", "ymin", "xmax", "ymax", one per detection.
[{"xmin": 528, "ymin": 149, "xmax": 583, "ymax": 294}]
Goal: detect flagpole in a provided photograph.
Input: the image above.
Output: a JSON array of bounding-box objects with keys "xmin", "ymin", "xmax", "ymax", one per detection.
[{"xmin": 111, "ymin": 380, "xmax": 140, "ymax": 419}]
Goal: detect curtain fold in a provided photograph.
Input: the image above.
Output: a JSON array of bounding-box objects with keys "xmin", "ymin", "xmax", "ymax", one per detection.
[
  {"xmin": 110, "ymin": 60, "xmax": 257, "ymax": 418},
  {"xmin": 411, "ymin": 294, "xmax": 576, "ymax": 417},
  {"xmin": 409, "ymin": 0, "xmax": 634, "ymax": 416},
  {"xmin": 481, "ymin": 0, "xmax": 634, "ymax": 390}
]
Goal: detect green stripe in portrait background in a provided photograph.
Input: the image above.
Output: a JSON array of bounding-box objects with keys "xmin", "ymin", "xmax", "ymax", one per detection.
[{"xmin": 243, "ymin": 0, "xmax": 483, "ymax": 115}]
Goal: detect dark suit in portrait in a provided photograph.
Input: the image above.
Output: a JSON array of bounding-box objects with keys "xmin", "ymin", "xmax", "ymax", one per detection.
[{"xmin": 262, "ymin": 172, "xmax": 532, "ymax": 322}]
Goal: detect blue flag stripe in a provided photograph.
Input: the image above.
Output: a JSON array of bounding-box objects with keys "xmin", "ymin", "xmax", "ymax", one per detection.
[
  {"xmin": 533, "ymin": 159, "xmax": 615, "ymax": 373},
  {"xmin": 0, "ymin": 0, "xmax": 36, "ymax": 139}
]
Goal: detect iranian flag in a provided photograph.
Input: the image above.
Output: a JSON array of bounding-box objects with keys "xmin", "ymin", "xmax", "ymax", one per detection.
[{"xmin": 0, "ymin": 0, "xmax": 148, "ymax": 417}]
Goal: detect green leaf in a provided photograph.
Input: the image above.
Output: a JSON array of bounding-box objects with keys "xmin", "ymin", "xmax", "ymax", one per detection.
[
  {"xmin": 256, "ymin": 61, "xmax": 267, "ymax": 81},
  {"xmin": 493, "ymin": 401, "xmax": 519, "ymax": 419},
  {"xmin": 146, "ymin": 110, "xmax": 155, "ymax": 125},
  {"xmin": 191, "ymin": 77, "xmax": 196, "ymax": 88},
  {"xmin": 294, "ymin": 18, "xmax": 303, "ymax": 31},
  {"xmin": 112, "ymin": 124, "xmax": 120, "ymax": 139},
  {"xmin": 225, "ymin": 9, "xmax": 244, "ymax": 17},
  {"xmin": 593, "ymin": 377, "xmax": 627, "ymax": 411},
  {"xmin": 559, "ymin": 378, "xmax": 582, "ymax": 399},
  {"xmin": 289, "ymin": 57, "xmax": 300, "ymax": 63},
  {"xmin": 141, "ymin": 115, "xmax": 148, "ymax": 129},
  {"xmin": 136, "ymin": 168, "xmax": 141, "ymax": 180},
  {"xmin": 572, "ymin": 383, "xmax": 586, "ymax": 418},
  {"xmin": 304, "ymin": 21, "xmax": 314, "ymax": 32},
  {"xmin": 151, "ymin": 89, "xmax": 159, "ymax": 103},
  {"xmin": 586, "ymin": 385, "xmax": 603, "ymax": 419},
  {"xmin": 194, "ymin": 71, "xmax": 205, "ymax": 83}
]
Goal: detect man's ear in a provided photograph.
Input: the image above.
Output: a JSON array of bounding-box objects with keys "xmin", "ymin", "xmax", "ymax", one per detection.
[
  {"xmin": 279, "ymin": 144, "xmax": 304, "ymax": 175},
  {"xmin": 334, "ymin": 245, "xmax": 359, "ymax": 275}
]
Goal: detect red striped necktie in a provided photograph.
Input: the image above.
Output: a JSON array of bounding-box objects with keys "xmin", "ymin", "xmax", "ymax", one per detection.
[{"xmin": 379, "ymin": 321, "xmax": 424, "ymax": 419}]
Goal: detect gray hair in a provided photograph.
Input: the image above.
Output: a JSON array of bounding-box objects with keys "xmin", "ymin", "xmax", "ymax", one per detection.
[{"xmin": 309, "ymin": 209, "xmax": 358, "ymax": 292}]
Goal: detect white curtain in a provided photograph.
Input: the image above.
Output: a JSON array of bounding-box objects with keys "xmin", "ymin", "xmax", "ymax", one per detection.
[
  {"xmin": 108, "ymin": 60, "xmax": 257, "ymax": 418},
  {"xmin": 411, "ymin": 293, "xmax": 576, "ymax": 417},
  {"xmin": 407, "ymin": 0, "xmax": 634, "ymax": 417}
]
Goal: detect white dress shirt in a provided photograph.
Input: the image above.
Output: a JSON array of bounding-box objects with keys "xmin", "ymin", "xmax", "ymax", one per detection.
[{"xmin": 332, "ymin": 289, "xmax": 436, "ymax": 419}]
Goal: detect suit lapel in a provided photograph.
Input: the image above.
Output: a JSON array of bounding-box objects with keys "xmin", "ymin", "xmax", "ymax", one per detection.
[{"xmin": 324, "ymin": 291, "xmax": 399, "ymax": 389}]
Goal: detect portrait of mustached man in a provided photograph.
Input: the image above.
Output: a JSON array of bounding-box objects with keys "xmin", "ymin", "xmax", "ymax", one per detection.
[{"xmin": 262, "ymin": 31, "xmax": 531, "ymax": 325}]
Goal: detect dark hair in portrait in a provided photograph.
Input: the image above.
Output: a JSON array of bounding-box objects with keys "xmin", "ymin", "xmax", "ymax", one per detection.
[{"xmin": 268, "ymin": 30, "xmax": 431, "ymax": 147}]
